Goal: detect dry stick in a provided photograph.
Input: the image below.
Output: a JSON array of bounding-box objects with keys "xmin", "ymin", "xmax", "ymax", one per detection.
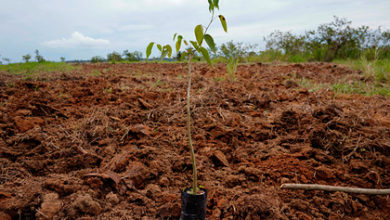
[{"xmin": 281, "ymin": 184, "xmax": 390, "ymax": 195}]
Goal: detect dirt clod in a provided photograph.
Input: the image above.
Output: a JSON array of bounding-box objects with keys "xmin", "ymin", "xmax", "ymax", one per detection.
[
  {"xmin": 36, "ymin": 193, "xmax": 62, "ymax": 219},
  {"xmin": 211, "ymin": 150, "xmax": 230, "ymax": 167}
]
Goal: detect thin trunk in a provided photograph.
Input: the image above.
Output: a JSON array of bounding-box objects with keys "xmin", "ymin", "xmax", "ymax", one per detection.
[{"xmin": 186, "ymin": 54, "xmax": 198, "ymax": 194}]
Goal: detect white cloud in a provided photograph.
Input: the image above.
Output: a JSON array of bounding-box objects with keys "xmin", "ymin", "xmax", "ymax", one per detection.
[{"xmin": 43, "ymin": 32, "xmax": 110, "ymax": 48}]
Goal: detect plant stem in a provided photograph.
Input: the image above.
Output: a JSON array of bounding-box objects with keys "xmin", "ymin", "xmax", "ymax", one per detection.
[
  {"xmin": 204, "ymin": 10, "xmax": 215, "ymax": 35},
  {"xmin": 186, "ymin": 54, "xmax": 198, "ymax": 195}
]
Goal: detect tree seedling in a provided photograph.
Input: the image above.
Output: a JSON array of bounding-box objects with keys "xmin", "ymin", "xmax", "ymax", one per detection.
[
  {"xmin": 146, "ymin": 3, "xmax": 227, "ymax": 219},
  {"xmin": 147, "ymin": 0, "xmax": 227, "ymax": 197},
  {"xmin": 147, "ymin": 1, "xmax": 227, "ymax": 219}
]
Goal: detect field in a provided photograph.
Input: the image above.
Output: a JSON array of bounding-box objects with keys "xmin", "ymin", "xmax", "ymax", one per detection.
[{"xmin": 0, "ymin": 62, "xmax": 389, "ymax": 219}]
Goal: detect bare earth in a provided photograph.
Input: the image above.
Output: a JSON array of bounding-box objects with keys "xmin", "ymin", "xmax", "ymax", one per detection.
[{"xmin": 0, "ymin": 63, "xmax": 389, "ymax": 219}]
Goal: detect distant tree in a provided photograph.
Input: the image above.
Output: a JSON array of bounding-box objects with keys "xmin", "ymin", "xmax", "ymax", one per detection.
[
  {"xmin": 123, "ymin": 50, "xmax": 142, "ymax": 61},
  {"xmin": 23, "ymin": 54, "xmax": 32, "ymax": 63},
  {"xmin": 91, "ymin": 56, "xmax": 105, "ymax": 63},
  {"xmin": 35, "ymin": 50, "xmax": 45, "ymax": 63},
  {"xmin": 107, "ymin": 51, "xmax": 122, "ymax": 63},
  {"xmin": 265, "ymin": 31, "xmax": 307, "ymax": 55},
  {"xmin": 218, "ymin": 41, "xmax": 256, "ymax": 62},
  {"xmin": 2, "ymin": 57, "xmax": 11, "ymax": 64},
  {"xmin": 60, "ymin": 57, "xmax": 65, "ymax": 62}
]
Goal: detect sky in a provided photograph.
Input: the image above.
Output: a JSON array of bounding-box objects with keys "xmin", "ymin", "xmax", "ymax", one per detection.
[{"xmin": 0, "ymin": 0, "xmax": 390, "ymax": 62}]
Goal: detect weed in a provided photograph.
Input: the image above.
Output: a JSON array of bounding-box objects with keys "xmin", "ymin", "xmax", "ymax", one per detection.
[
  {"xmin": 298, "ymin": 77, "xmax": 327, "ymax": 92},
  {"xmin": 104, "ymin": 87, "xmax": 113, "ymax": 94},
  {"xmin": 92, "ymin": 70, "xmax": 100, "ymax": 76},
  {"xmin": 152, "ymin": 79, "xmax": 162, "ymax": 88},
  {"xmin": 226, "ymin": 57, "xmax": 238, "ymax": 82},
  {"xmin": 334, "ymin": 58, "xmax": 390, "ymax": 97},
  {"xmin": 213, "ymin": 76, "xmax": 225, "ymax": 82}
]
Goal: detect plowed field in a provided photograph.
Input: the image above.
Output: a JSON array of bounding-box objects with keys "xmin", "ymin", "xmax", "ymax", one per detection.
[{"xmin": 0, "ymin": 63, "xmax": 389, "ymax": 219}]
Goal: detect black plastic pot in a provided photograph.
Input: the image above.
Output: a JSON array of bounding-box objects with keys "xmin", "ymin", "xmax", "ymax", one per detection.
[{"xmin": 180, "ymin": 188, "xmax": 207, "ymax": 220}]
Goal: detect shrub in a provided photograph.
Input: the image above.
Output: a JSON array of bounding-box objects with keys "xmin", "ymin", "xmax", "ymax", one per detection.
[
  {"xmin": 107, "ymin": 51, "xmax": 122, "ymax": 63},
  {"xmin": 22, "ymin": 54, "xmax": 32, "ymax": 63},
  {"xmin": 123, "ymin": 50, "xmax": 142, "ymax": 61},
  {"xmin": 91, "ymin": 56, "xmax": 105, "ymax": 63},
  {"xmin": 35, "ymin": 50, "xmax": 45, "ymax": 63}
]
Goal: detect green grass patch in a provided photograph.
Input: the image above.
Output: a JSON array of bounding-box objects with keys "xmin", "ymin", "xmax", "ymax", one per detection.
[
  {"xmin": 0, "ymin": 62, "xmax": 80, "ymax": 75},
  {"xmin": 333, "ymin": 58, "xmax": 390, "ymax": 97},
  {"xmin": 334, "ymin": 58, "xmax": 390, "ymax": 83},
  {"xmin": 296, "ymin": 60, "xmax": 390, "ymax": 97}
]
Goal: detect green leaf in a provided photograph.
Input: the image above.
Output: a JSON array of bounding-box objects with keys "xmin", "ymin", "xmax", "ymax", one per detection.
[
  {"xmin": 194, "ymin": 24, "xmax": 204, "ymax": 46},
  {"xmin": 204, "ymin": 34, "xmax": 216, "ymax": 52},
  {"xmin": 176, "ymin": 35, "xmax": 183, "ymax": 53},
  {"xmin": 173, "ymin": 33, "xmax": 177, "ymax": 41},
  {"xmin": 218, "ymin": 15, "xmax": 228, "ymax": 32},
  {"xmin": 183, "ymin": 40, "xmax": 189, "ymax": 46},
  {"xmin": 157, "ymin": 44, "xmax": 162, "ymax": 52},
  {"xmin": 199, "ymin": 47, "xmax": 212, "ymax": 66},
  {"xmin": 208, "ymin": 0, "xmax": 214, "ymax": 12},
  {"xmin": 146, "ymin": 42, "xmax": 154, "ymax": 60},
  {"xmin": 213, "ymin": 0, "xmax": 219, "ymax": 9},
  {"xmin": 190, "ymin": 41, "xmax": 200, "ymax": 51},
  {"xmin": 164, "ymin": 45, "xmax": 173, "ymax": 58}
]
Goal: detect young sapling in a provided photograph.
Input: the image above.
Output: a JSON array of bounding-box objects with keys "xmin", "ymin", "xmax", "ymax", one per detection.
[{"xmin": 146, "ymin": 0, "xmax": 227, "ymax": 197}]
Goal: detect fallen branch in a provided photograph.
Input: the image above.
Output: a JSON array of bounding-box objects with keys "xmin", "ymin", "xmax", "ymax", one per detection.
[{"xmin": 281, "ymin": 184, "xmax": 390, "ymax": 195}]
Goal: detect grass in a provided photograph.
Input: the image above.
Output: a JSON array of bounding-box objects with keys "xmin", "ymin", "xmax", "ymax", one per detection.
[
  {"xmin": 295, "ymin": 58, "xmax": 390, "ymax": 97},
  {"xmin": 226, "ymin": 58, "xmax": 238, "ymax": 82},
  {"xmin": 335, "ymin": 58, "xmax": 390, "ymax": 82},
  {"xmin": 333, "ymin": 58, "xmax": 390, "ymax": 97},
  {"xmin": 0, "ymin": 62, "xmax": 80, "ymax": 75},
  {"xmin": 298, "ymin": 77, "xmax": 327, "ymax": 92}
]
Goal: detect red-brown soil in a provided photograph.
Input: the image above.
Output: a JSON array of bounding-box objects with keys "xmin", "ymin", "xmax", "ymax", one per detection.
[{"xmin": 0, "ymin": 62, "xmax": 389, "ymax": 219}]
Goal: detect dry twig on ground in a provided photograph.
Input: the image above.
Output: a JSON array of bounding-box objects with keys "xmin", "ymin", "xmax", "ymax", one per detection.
[{"xmin": 281, "ymin": 183, "xmax": 390, "ymax": 195}]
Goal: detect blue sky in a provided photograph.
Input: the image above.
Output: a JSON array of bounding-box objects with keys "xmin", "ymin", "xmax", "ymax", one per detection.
[{"xmin": 1, "ymin": 0, "xmax": 389, "ymax": 62}]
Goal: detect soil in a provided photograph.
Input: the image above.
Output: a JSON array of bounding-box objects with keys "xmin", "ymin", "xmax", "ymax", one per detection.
[{"xmin": 0, "ymin": 62, "xmax": 389, "ymax": 219}]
